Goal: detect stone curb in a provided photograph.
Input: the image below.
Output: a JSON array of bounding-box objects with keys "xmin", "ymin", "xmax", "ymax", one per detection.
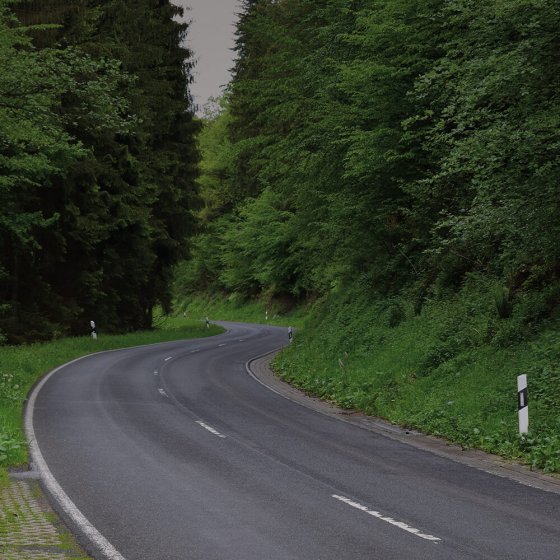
[
  {"xmin": 0, "ymin": 476, "xmax": 91, "ymax": 560},
  {"xmin": 248, "ymin": 351, "xmax": 560, "ymax": 496}
]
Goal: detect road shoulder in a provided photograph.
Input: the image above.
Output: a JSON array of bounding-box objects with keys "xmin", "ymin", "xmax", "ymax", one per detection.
[
  {"xmin": 0, "ymin": 473, "xmax": 91, "ymax": 560},
  {"xmin": 248, "ymin": 351, "xmax": 560, "ymax": 496}
]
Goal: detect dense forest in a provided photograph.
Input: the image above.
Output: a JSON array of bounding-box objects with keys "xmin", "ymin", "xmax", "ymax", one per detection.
[
  {"xmin": 0, "ymin": 0, "xmax": 198, "ymax": 343},
  {"xmin": 181, "ymin": 0, "xmax": 560, "ymax": 312}
]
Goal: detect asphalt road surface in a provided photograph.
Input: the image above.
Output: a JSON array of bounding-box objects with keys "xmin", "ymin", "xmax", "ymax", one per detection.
[{"xmin": 31, "ymin": 322, "xmax": 560, "ymax": 559}]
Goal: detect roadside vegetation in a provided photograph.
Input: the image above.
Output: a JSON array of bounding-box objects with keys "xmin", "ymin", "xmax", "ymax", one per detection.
[
  {"xmin": 274, "ymin": 280, "xmax": 560, "ymax": 473},
  {"xmin": 0, "ymin": 320, "xmax": 223, "ymax": 477},
  {"xmin": 176, "ymin": 293, "xmax": 307, "ymax": 328}
]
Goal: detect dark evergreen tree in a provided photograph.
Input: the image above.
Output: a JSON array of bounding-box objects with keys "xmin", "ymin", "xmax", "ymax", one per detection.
[{"xmin": 0, "ymin": 0, "xmax": 199, "ymax": 341}]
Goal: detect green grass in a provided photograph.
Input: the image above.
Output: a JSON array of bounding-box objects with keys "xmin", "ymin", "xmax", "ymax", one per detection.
[
  {"xmin": 0, "ymin": 318, "xmax": 223, "ymax": 475},
  {"xmin": 274, "ymin": 276, "xmax": 560, "ymax": 473},
  {"xmin": 176, "ymin": 292, "xmax": 307, "ymax": 328},
  {"xmin": 48, "ymin": 508, "xmax": 93, "ymax": 560}
]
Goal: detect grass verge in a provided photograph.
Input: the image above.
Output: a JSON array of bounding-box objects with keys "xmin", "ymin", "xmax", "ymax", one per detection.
[
  {"xmin": 274, "ymin": 275, "xmax": 560, "ymax": 473},
  {"xmin": 176, "ymin": 292, "xmax": 307, "ymax": 328},
  {"xmin": 0, "ymin": 319, "xmax": 223, "ymax": 475}
]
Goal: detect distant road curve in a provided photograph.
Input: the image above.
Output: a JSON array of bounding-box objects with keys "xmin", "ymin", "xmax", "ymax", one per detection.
[{"xmin": 28, "ymin": 322, "xmax": 560, "ymax": 560}]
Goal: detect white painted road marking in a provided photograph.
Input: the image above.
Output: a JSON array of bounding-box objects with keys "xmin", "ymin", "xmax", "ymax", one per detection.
[
  {"xmin": 26, "ymin": 356, "xmax": 128, "ymax": 560},
  {"xmin": 164, "ymin": 356, "xmax": 173, "ymax": 361},
  {"xmin": 332, "ymin": 495, "xmax": 441, "ymax": 543},
  {"xmin": 196, "ymin": 421, "xmax": 226, "ymax": 439},
  {"xmin": 158, "ymin": 389, "xmax": 169, "ymax": 398},
  {"xmin": 218, "ymin": 343, "xmax": 226, "ymax": 347}
]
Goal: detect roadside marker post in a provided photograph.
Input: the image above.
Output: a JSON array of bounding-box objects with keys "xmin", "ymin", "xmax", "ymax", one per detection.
[
  {"xmin": 90, "ymin": 320, "xmax": 97, "ymax": 340},
  {"xmin": 517, "ymin": 374, "xmax": 528, "ymax": 436}
]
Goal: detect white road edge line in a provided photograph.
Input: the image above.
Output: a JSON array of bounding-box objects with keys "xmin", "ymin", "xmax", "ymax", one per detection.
[
  {"xmin": 332, "ymin": 495, "xmax": 441, "ymax": 543},
  {"xmin": 196, "ymin": 420, "xmax": 226, "ymax": 439},
  {"xmin": 158, "ymin": 388, "xmax": 169, "ymax": 398},
  {"xmin": 25, "ymin": 357, "xmax": 128, "ymax": 560}
]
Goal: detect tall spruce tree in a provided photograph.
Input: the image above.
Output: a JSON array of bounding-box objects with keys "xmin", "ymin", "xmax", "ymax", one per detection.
[
  {"xmin": 81, "ymin": 0, "xmax": 200, "ymax": 328},
  {"xmin": 1, "ymin": 0, "xmax": 199, "ymax": 341}
]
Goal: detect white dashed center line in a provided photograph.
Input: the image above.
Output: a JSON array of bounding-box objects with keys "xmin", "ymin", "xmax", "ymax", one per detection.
[
  {"xmin": 196, "ymin": 421, "xmax": 226, "ymax": 439},
  {"xmin": 332, "ymin": 495, "xmax": 441, "ymax": 543},
  {"xmin": 164, "ymin": 356, "xmax": 173, "ymax": 362},
  {"xmin": 158, "ymin": 388, "xmax": 169, "ymax": 398},
  {"xmin": 218, "ymin": 343, "xmax": 226, "ymax": 347}
]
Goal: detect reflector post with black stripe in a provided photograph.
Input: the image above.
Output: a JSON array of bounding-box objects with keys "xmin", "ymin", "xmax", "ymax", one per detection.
[{"xmin": 517, "ymin": 374, "xmax": 528, "ymax": 435}]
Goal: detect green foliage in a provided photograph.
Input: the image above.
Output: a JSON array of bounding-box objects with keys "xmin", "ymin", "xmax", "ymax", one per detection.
[
  {"xmin": 406, "ymin": 0, "xmax": 560, "ymax": 283},
  {"xmin": 197, "ymin": 99, "xmax": 238, "ymax": 222},
  {"xmin": 182, "ymin": 0, "xmax": 560, "ymax": 314},
  {"xmin": 494, "ymin": 286, "xmax": 513, "ymax": 319},
  {"xmin": 220, "ymin": 189, "xmax": 299, "ymax": 295},
  {"xmin": 274, "ymin": 280, "xmax": 560, "ymax": 472},
  {"xmin": 1, "ymin": 0, "xmax": 199, "ymax": 342},
  {"xmin": 385, "ymin": 300, "xmax": 406, "ymax": 328}
]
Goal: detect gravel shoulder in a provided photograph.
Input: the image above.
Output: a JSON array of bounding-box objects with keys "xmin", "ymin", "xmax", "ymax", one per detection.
[{"xmin": 248, "ymin": 350, "xmax": 560, "ymax": 496}]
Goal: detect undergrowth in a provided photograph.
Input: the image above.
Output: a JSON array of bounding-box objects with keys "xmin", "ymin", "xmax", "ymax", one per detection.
[
  {"xmin": 274, "ymin": 274, "xmax": 560, "ymax": 473},
  {"xmin": 176, "ymin": 292, "xmax": 307, "ymax": 328}
]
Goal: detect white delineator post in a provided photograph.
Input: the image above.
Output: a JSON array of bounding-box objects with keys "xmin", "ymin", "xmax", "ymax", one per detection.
[
  {"xmin": 517, "ymin": 374, "xmax": 528, "ymax": 435},
  {"xmin": 90, "ymin": 320, "xmax": 97, "ymax": 340}
]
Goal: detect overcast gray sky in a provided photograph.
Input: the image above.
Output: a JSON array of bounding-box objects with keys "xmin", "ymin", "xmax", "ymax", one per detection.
[{"xmin": 173, "ymin": 0, "xmax": 241, "ymax": 112}]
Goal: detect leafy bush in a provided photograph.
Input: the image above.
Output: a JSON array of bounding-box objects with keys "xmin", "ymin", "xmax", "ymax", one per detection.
[
  {"xmin": 0, "ymin": 430, "xmax": 23, "ymax": 464},
  {"xmin": 494, "ymin": 286, "xmax": 513, "ymax": 319},
  {"xmin": 515, "ymin": 283, "xmax": 560, "ymax": 324},
  {"xmin": 520, "ymin": 430, "xmax": 560, "ymax": 473},
  {"xmin": 492, "ymin": 319, "xmax": 529, "ymax": 348},
  {"xmin": 386, "ymin": 301, "xmax": 406, "ymax": 328}
]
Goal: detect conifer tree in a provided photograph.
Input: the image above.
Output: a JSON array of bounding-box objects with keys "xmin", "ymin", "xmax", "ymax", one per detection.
[{"xmin": 1, "ymin": 0, "xmax": 199, "ymax": 341}]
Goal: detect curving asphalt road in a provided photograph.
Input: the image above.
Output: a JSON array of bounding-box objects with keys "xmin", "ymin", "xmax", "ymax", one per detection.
[{"xmin": 30, "ymin": 322, "xmax": 560, "ymax": 560}]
